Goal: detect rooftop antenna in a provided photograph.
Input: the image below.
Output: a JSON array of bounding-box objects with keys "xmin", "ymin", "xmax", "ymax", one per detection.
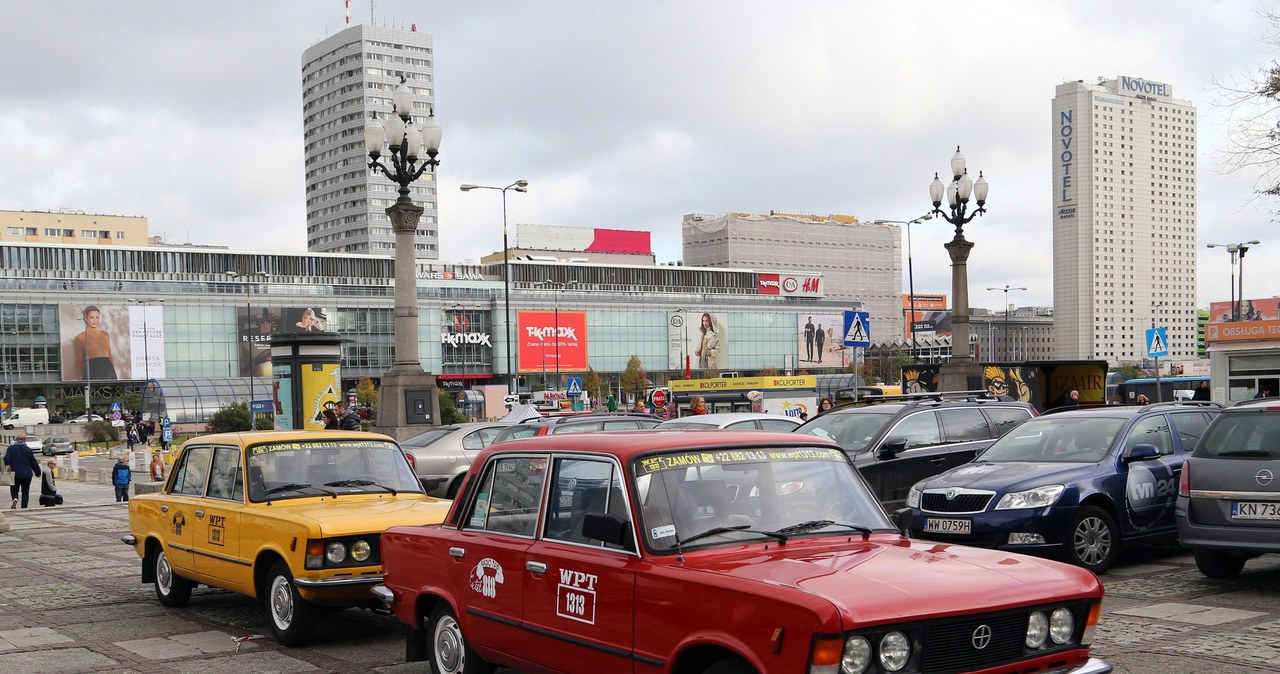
[
  {"xmin": 369, "ymin": 0, "xmax": 375, "ymax": 25},
  {"xmin": 344, "ymin": 0, "xmax": 349, "ymax": 25}
]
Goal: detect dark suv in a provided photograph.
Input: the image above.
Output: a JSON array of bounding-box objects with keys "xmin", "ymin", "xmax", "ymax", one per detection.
[
  {"xmin": 900, "ymin": 400, "xmax": 1221, "ymax": 573},
  {"xmin": 1178, "ymin": 397, "xmax": 1280, "ymax": 578},
  {"xmin": 491, "ymin": 412, "xmax": 663, "ymax": 443},
  {"xmin": 793, "ymin": 392, "xmax": 1037, "ymax": 510}
]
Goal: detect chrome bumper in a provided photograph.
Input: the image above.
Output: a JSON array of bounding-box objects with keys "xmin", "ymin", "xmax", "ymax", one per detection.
[
  {"xmin": 1066, "ymin": 657, "xmax": 1112, "ymax": 674},
  {"xmin": 292, "ymin": 573, "xmax": 384, "ymax": 589},
  {"xmin": 120, "ymin": 534, "xmax": 137, "ymax": 546},
  {"xmin": 371, "ymin": 584, "xmax": 394, "ymax": 608}
]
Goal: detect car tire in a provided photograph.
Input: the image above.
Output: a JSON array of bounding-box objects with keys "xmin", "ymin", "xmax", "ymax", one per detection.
[
  {"xmin": 264, "ymin": 561, "xmax": 318, "ymax": 647},
  {"xmin": 1064, "ymin": 506, "xmax": 1119, "ymax": 573},
  {"xmin": 705, "ymin": 657, "xmax": 756, "ymax": 674},
  {"xmin": 1193, "ymin": 549, "xmax": 1247, "ymax": 578},
  {"xmin": 445, "ymin": 476, "xmax": 465, "ymax": 500},
  {"xmin": 153, "ymin": 547, "xmax": 194, "ymax": 607},
  {"xmin": 425, "ymin": 604, "xmax": 494, "ymax": 674}
]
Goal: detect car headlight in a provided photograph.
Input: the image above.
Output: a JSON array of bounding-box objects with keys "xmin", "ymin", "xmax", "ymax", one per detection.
[
  {"xmin": 841, "ymin": 635, "xmax": 871, "ymax": 673},
  {"xmin": 906, "ymin": 484, "xmax": 922, "ymax": 509},
  {"xmin": 350, "ymin": 539, "xmax": 372, "ymax": 563},
  {"xmin": 1026, "ymin": 611, "xmax": 1048, "ymax": 648},
  {"xmin": 878, "ymin": 632, "xmax": 910, "ymax": 671},
  {"xmin": 325, "ymin": 541, "xmax": 347, "ymax": 564},
  {"xmin": 1050, "ymin": 607, "xmax": 1074, "ymax": 644},
  {"xmin": 995, "ymin": 485, "xmax": 1065, "ymax": 510}
]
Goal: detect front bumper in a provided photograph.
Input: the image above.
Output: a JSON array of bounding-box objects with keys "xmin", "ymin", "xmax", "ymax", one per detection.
[
  {"xmin": 1066, "ymin": 657, "xmax": 1112, "ymax": 673},
  {"xmin": 293, "ymin": 573, "xmax": 384, "ymax": 589},
  {"xmin": 904, "ymin": 505, "xmax": 1079, "ymax": 554}
]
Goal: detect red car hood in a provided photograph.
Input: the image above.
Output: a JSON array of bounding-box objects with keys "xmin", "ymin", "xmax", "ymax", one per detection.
[{"xmin": 680, "ymin": 535, "xmax": 1100, "ymax": 628}]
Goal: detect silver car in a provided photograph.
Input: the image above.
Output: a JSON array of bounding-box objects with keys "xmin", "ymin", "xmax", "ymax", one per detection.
[
  {"xmin": 657, "ymin": 412, "xmax": 803, "ymax": 431},
  {"xmin": 1177, "ymin": 397, "xmax": 1280, "ymax": 577},
  {"xmin": 401, "ymin": 422, "xmax": 510, "ymax": 498}
]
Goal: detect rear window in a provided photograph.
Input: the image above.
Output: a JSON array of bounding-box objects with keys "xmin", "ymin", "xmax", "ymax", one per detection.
[{"xmin": 1196, "ymin": 413, "xmax": 1280, "ymax": 459}]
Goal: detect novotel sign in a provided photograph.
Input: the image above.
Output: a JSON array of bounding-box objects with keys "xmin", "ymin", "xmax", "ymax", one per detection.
[{"xmin": 1119, "ymin": 76, "xmax": 1169, "ymax": 98}]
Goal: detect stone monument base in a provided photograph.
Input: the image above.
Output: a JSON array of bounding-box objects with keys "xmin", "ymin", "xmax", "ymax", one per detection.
[
  {"xmin": 372, "ymin": 368, "xmax": 442, "ymax": 442},
  {"xmin": 939, "ymin": 361, "xmax": 985, "ymax": 393}
]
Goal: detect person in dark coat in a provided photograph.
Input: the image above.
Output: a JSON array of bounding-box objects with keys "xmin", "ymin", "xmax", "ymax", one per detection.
[
  {"xmin": 336, "ymin": 402, "xmax": 362, "ymax": 431},
  {"xmin": 4, "ymin": 433, "xmax": 42, "ymax": 509},
  {"xmin": 39, "ymin": 460, "xmax": 60, "ymax": 507},
  {"xmin": 1192, "ymin": 382, "xmax": 1211, "ymax": 401}
]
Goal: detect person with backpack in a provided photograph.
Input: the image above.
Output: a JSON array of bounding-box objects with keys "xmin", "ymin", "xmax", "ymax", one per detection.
[{"xmin": 111, "ymin": 455, "xmax": 132, "ymax": 503}]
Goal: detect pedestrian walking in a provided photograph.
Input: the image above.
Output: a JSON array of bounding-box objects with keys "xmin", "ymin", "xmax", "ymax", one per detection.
[
  {"xmin": 4, "ymin": 433, "xmax": 42, "ymax": 509},
  {"xmin": 149, "ymin": 451, "xmax": 165, "ymax": 482},
  {"xmin": 322, "ymin": 408, "xmax": 340, "ymax": 429},
  {"xmin": 335, "ymin": 402, "xmax": 362, "ymax": 431},
  {"xmin": 111, "ymin": 455, "xmax": 132, "ymax": 503},
  {"xmin": 39, "ymin": 460, "xmax": 61, "ymax": 507}
]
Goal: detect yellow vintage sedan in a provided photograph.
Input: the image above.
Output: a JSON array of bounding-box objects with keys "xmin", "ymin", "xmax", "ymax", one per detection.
[{"xmin": 122, "ymin": 431, "xmax": 452, "ymax": 647}]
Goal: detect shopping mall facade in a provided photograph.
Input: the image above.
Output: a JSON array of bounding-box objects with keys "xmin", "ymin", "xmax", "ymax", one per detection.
[{"xmin": 0, "ymin": 242, "xmax": 861, "ymax": 422}]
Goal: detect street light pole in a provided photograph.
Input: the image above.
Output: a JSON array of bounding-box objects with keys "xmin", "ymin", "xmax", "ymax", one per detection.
[
  {"xmin": 985, "ymin": 285, "xmax": 1025, "ymax": 361},
  {"xmin": 226, "ymin": 271, "xmax": 270, "ymax": 409},
  {"xmin": 127, "ymin": 298, "xmax": 164, "ymax": 419},
  {"xmin": 1207, "ymin": 241, "xmax": 1259, "ymax": 319},
  {"xmin": 1152, "ymin": 301, "xmax": 1166, "ymax": 402},
  {"xmin": 873, "ymin": 214, "xmax": 932, "ymax": 362},
  {"xmin": 539, "ymin": 280, "xmax": 576, "ymax": 389},
  {"xmin": 460, "ymin": 180, "xmax": 527, "ymax": 395},
  {"xmin": 928, "ymin": 147, "xmax": 989, "ymax": 389}
]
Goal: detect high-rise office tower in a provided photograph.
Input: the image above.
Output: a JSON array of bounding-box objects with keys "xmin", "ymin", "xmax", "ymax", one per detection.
[
  {"xmin": 1052, "ymin": 77, "xmax": 1197, "ymax": 364},
  {"xmin": 303, "ymin": 24, "xmax": 438, "ymax": 257}
]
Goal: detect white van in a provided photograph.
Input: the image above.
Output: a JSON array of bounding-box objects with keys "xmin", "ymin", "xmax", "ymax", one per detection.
[{"xmin": 2, "ymin": 407, "xmax": 49, "ymax": 430}]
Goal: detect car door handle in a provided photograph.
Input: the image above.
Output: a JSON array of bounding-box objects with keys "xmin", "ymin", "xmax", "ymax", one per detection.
[
  {"xmin": 931, "ymin": 457, "xmax": 947, "ymax": 465},
  {"xmin": 160, "ymin": 505, "xmax": 169, "ymax": 513},
  {"xmin": 194, "ymin": 510, "xmax": 205, "ymax": 518},
  {"xmin": 526, "ymin": 561, "xmax": 547, "ymax": 574},
  {"xmin": 448, "ymin": 547, "xmax": 465, "ymax": 559}
]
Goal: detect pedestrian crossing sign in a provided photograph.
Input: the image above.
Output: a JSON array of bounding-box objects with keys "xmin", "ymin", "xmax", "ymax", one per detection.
[
  {"xmin": 1146, "ymin": 327, "xmax": 1168, "ymax": 358},
  {"xmin": 566, "ymin": 377, "xmax": 583, "ymax": 397},
  {"xmin": 843, "ymin": 311, "xmax": 871, "ymax": 348}
]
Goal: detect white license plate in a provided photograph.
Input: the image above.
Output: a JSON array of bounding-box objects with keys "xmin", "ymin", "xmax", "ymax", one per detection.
[
  {"xmin": 923, "ymin": 518, "xmax": 971, "ymax": 535},
  {"xmin": 1231, "ymin": 501, "xmax": 1280, "ymax": 520}
]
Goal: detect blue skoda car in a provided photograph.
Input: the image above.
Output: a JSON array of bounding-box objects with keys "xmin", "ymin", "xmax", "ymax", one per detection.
[{"xmin": 898, "ymin": 401, "xmax": 1220, "ymax": 573}]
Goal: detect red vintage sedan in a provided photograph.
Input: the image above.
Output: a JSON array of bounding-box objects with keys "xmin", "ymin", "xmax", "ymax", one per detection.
[{"xmin": 376, "ymin": 431, "xmax": 1111, "ymax": 674}]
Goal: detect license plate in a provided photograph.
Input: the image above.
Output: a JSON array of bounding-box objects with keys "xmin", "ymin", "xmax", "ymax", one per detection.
[
  {"xmin": 923, "ymin": 518, "xmax": 971, "ymax": 535},
  {"xmin": 1231, "ymin": 501, "xmax": 1280, "ymax": 520}
]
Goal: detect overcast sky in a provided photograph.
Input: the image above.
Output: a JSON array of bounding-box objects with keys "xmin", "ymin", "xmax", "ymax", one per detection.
[{"xmin": 2, "ymin": 1, "xmax": 1277, "ymax": 309}]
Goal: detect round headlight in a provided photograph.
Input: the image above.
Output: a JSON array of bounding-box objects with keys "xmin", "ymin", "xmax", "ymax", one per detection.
[
  {"xmin": 350, "ymin": 539, "xmax": 372, "ymax": 562},
  {"xmin": 1049, "ymin": 607, "xmax": 1074, "ymax": 644},
  {"xmin": 841, "ymin": 635, "xmax": 871, "ymax": 674},
  {"xmin": 878, "ymin": 631, "xmax": 910, "ymax": 671},
  {"xmin": 325, "ymin": 541, "xmax": 347, "ymax": 564},
  {"xmin": 1026, "ymin": 611, "xmax": 1048, "ymax": 648}
]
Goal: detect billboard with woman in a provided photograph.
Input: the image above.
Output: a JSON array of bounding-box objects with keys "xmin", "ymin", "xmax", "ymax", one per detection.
[{"xmin": 59, "ymin": 304, "xmax": 131, "ymax": 381}]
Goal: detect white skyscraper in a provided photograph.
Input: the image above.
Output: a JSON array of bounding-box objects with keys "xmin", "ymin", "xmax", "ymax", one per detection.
[
  {"xmin": 1051, "ymin": 77, "xmax": 1198, "ymax": 365},
  {"xmin": 303, "ymin": 24, "xmax": 438, "ymax": 257}
]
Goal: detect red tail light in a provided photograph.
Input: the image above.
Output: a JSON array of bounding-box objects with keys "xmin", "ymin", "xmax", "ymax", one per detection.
[
  {"xmin": 1178, "ymin": 461, "xmax": 1190, "ymax": 497},
  {"xmin": 536, "ymin": 427, "xmax": 550, "ymax": 436},
  {"xmin": 404, "ymin": 452, "xmax": 415, "ymax": 470}
]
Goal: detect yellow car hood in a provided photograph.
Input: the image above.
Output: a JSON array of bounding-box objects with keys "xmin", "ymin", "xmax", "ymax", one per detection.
[{"xmin": 268, "ymin": 495, "xmax": 453, "ymax": 537}]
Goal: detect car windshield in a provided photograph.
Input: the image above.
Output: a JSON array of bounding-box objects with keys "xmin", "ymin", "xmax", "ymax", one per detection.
[
  {"xmin": 977, "ymin": 417, "xmax": 1126, "ymax": 463},
  {"xmin": 632, "ymin": 445, "xmax": 892, "ymax": 552},
  {"xmin": 794, "ymin": 410, "xmax": 897, "ymax": 453},
  {"xmin": 245, "ymin": 438, "xmax": 425, "ymax": 502},
  {"xmin": 401, "ymin": 428, "xmax": 456, "ymax": 447},
  {"xmin": 1196, "ymin": 414, "xmax": 1280, "ymax": 459}
]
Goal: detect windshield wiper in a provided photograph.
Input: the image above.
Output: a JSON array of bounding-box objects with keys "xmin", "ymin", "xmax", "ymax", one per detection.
[
  {"xmin": 680, "ymin": 524, "xmax": 789, "ymax": 546},
  {"xmin": 263, "ymin": 483, "xmax": 337, "ymax": 497},
  {"xmin": 323, "ymin": 479, "xmax": 398, "ymax": 495},
  {"xmin": 776, "ymin": 520, "xmax": 873, "ymax": 540}
]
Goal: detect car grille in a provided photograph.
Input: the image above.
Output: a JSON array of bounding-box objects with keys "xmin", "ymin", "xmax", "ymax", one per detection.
[
  {"xmin": 916, "ymin": 531, "xmax": 1001, "ymax": 548},
  {"xmin": 922, "ymin": 492, "xmax": 993, "ymax": 513},
  {"xmin": 922, "ymin": 610, "xmax": 1027, "ymax": 671}
]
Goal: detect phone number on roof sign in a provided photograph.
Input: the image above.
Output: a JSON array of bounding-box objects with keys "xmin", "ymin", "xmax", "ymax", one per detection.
[
  {"xmin": 636, "ymin": 447, "xmax": 843, "ymax": 476},
  {"xmin": 249, "ymin": 440, "xmax": 396, "ymax": 455}
]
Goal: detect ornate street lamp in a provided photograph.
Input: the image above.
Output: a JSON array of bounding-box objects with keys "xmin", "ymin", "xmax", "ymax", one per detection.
[
  {"xmin": 929, "ymin": 147, "xmax": 989, "ymax": 389},
  {"xmin": 460, "ymin": 180, "xmax": 528, "ymax": 395},
  {"xmin": 363, "ymin": 76, "xmax": 443, "ymax": 436}
]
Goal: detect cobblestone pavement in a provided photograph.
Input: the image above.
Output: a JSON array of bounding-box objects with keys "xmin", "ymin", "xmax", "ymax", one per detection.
[{"xmin": 0, "ymin": 496, "xmax": 1277, "ymax": 673}]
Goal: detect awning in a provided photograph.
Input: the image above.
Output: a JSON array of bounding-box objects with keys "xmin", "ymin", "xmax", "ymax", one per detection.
[{"xmin": 456, "ymin": 389, "xmax": 485, "ymax": 404}]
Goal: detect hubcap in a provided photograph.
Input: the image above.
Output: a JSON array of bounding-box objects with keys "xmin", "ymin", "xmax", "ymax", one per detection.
[
  {"xmin": 270, "ymin": 575, "xmax": 294, "ymax": 629},
  {"xmin": 1074, "ymin": 516, "xmax": 1111, "ymax": 566},
  {"xmin": 433, "ymin": 614, "xmax": 465, "ymax": 673},
  {"xmin": 156, "ymin": 553, "xmax": 173, "ymax": 594}
]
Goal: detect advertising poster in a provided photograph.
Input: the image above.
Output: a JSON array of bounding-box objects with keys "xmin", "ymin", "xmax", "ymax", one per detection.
[
  {"xmin": 902, "ymin": 294, "xmax": 948, "ymax": 340},
  {"xmin": 797, "ymin": 314, "xmax": 845, "ymax": 366},
  {"xmin": 685, "ymin": 311, "xmax": 728, "ymax": 371},
  {"xmin": 238, "ymin": 306, "xmax": 330, "ymax": 377},
  {"xmin": 299, "ymin": 361, "xmax": 342, "ymax": 430},
  {"xmin": 518, "ymin": 310, "xmax": 588, "ymax": 373},
  {"xmin": 272, "ymin": 363, "xmax": 294, "ymax": 431},
  {"xmin": 983, "ymin": 365, "xmax": 1041, "ymax": 407},
  {"xmin": 59, "ymin": 304, "xmax": 133, "ymax": 381},
  {"xmin": 1206, "ymin": 298, "xmax": 1280, "ymax": 343},
  {"xmin": 667, "ymin": 312, "xmax": 690, "ymax": 371},
  {"xmin": 129, "ymin": 305, "xmax": 166, "ymax": 380}
]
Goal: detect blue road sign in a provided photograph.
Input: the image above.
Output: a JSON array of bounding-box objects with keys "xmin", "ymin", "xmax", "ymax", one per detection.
[
  {"xmin": 566, "ymin": 377, "xmax": 583, "ymax": 397},
  {"xmin": 1146, "ymin": 327, "xmax": 1169, "ymax": 358},
  {"xmin": 843, "ymin": 311, "xmax": 871, "ymax": 348},
  {"xmin": 250, "ymin": 400, "xmax": 274, "ymax": 414}
]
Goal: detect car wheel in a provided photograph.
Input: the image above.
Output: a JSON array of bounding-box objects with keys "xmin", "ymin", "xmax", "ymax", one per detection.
[
  {"xmin": 704, "ymin": 657, "xmax": 756, "ymax": 674},
  {"xmin": 426, "ymin": 604, "xmax": 494, "ymax": 674},
  {"xmin": 1064, "ymin": 506, "xmax": 1119, "ymax": 573},
  {"xmin": 445, "ymin": 476, "xmax": 465, "ymax": 500},
  {"xmin": 1193, "ymin": 549, "xmax": 1247, "ymax": 578},
  {"xmin": 153, "ymin": 547, "xmax": 193, "ymax": 607},
  {"xmin": 264, "ymin": 561, "xmax": 319, "ymax": 647}
]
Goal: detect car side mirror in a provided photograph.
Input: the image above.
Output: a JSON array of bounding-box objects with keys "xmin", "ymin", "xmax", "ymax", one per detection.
[
  {"xmin": 1124, "ymin": 444, "xmax": 1161, "ymax": 463},
  {"xmin": 878, "ymin": 437, "xmax": 908, "ymax": 460},
  {"xmin": 893, "ymin": 508, "xmax": 915, "ymax": 536},
  {"xmin": 582, "ymin": 512, "xmax": 634, "ymax": 551}
]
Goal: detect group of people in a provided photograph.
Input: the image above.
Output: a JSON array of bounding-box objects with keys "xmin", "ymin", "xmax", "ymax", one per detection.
[
  {"xmin": 321, "ymin": 401, "xmax": 364, "ymax": 430},
  {"xmin": 4, "ymin": 433, "xmax": 59, "ymax": 509}
]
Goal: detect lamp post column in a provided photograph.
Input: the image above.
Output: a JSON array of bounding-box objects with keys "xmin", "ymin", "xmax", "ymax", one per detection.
[
  {"xmin": 459, "ymin": 181, "xmax": 527, "ymax": 395},
  {"xmin": 928, "ymin": 147, "xmax": 989, "ymax": 391}
]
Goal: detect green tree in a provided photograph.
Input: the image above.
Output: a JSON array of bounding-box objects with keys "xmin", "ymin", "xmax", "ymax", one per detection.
[
  {"xmin": 84, "ymin": 420, "xmax": 119, "ymax": 443},
  {"xmin": 207, "ymin": 402, "xmax": 252, "ymax": 433},
  {"xmin": 621, "ymin": 355, "xmax": 647, "ymax": 400},
  {"xmin": 584, "ymin": 367, "xmax": 602, "ymax": 405},
  {"xmin": 1114, "ymin": 363, "xmax": 1143, "ymax": 381},
  {"xmin": 123, "ymin": 392, "xmax": 142, "ymax": 414},
  {"xmin": 438, "ymin": 390, "xmax": 466, "ymax": 424},
  {"xmin": 65, "ymin": 395, "xmax": 87, "ymax": 416},
  {"xmin": 356, "ymin": 377, "xmax": 378, "ymax": 408},
  {"xmin": 758, "ymin": 367, "xmax": 779, "ymax": 377}
]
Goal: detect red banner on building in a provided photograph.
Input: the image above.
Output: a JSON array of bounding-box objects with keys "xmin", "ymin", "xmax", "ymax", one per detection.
[
  {"xmin": 757, "ymin": 273, "xmax": 823, "ymax": 297},
  {"xmin": 518, "ymin": 310, "xmax": 588, "ymax": 373}
]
